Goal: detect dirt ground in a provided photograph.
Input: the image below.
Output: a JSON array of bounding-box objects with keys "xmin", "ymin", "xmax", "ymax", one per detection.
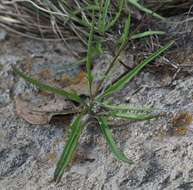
[{"xmin": 0, "ymin": 17, "xmax": 193, "ymax": 190}]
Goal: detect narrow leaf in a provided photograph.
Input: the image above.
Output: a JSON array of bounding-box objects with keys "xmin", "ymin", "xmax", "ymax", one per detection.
[
  {"xmin": 101, "ymin": 41, "xmax": 174, "ymax": 98},
  {"xmin": 100, "ymin": 102, "xmax": 153, "ymax": 113},
  {"xmin": 12, "ymin": 66, "xmax": 81, "ymax": 103},
  {"xmin": 106, "ymin": 0, "xmax": 125, "ymax": 30},
  {"xmin": 94, "ymin": 13, "xmax": 131, "ymax": 95},
  {"xmin": 86, "ymin": 12, "xmax": 94, "ymax": 96},
  {"xmin": 100, "ymin": 0, "xmax": 110, "ymax": 32},
  {"xmin": 54, "ymin": 115, "xmax": 84, "ymax": 183},
  {"xmin": 97, "ymin": 116, "xmax": 133, "ymax": 164},
  {"xmin": 106, "ymin": 111, "xmax": 160, "ymax": 121},
  {"xmin": 119, "ymin": 13, "xmax": 131, "ymax": 46},
  {"xmin": 127, "ymin": 0, "xmax": 165, "ymax": 20},
  {"xmin": 130, "ymin": 31, "xmax": 165, "ymax": 40}
]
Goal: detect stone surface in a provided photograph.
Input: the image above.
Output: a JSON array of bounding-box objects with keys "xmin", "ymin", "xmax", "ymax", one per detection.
[
  {"xmin": 0, "ymin": 29, "xmax": 7, "ymax": 41},
  {"xmin": 0, "ymin": 30, "xmax": 193, "ymax": 190}
]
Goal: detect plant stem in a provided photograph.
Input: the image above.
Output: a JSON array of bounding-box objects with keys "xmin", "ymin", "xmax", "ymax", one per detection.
[{"xmin": 94, "ymin": 43, "xmax": 126, "ymax": 96}]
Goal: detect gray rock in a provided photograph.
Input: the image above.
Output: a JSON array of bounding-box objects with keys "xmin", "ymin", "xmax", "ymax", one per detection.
[
  {"xmin": 0, "ymin": 89, "xmax": 10, "ymax": 107},
  {"xmin": 0, "ymin": 33, "xmax": 193, "ymax": 190},
  {"xmin": 0, "ymin": 29, "xmax": 7, "ymax": 41}
]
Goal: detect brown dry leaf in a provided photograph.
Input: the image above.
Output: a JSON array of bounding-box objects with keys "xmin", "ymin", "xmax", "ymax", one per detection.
[
  {"xmin": 15, "ymin": 96, "xmax": 74, "ymax": 125},
  {"xmin": 62, "ymin": 70, "xmax": 89, "ymax": 95},
  {"xmin": 169, "ymin": 112, "xmax": 193, "ymax": 136},
  {"xmin": 63, "ymin": 70, "xmax": 97, "ymax": 95},
  {"xmin": 26, "ymin": 58, "xmax": 95, "ymax": 95}
]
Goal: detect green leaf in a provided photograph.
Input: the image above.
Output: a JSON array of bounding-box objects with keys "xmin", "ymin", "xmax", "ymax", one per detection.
[
  {"xmin": 119, "ymin": 13, "xmax": 131, "ymax": 46},
  {"xmin": 106, "ymin": 0, "xmax": 125, "ymax": 30},
  {"xmin": 130, "ymin": 31, "xmax": 165, "ymax": 40},
  {"xmin": 127, "ymin": 0, "xmax": 165, "ymax": 20},
  {"xmin": 54, "ymin": 115, "xmax": 84, "ymax": 183},
  {"xmin": 98, "ymin": 0, "xmax": 110, "ymax": 33},
  {"xmin": 96, "ymin": 40, "xmax": 103, "ymax": 54},
  {"xmin": 100, "ymin": 102, "xmax": 153, "ymax": 113},
  {"xmin": 101, "ymin": 41, "xmax": 174, "ymax": 98},
  {"xmin": 94, "ymin": 13, "xmax": 131, "ymax": 95},
  {"xmin": 12, "ymin": 66, "xmax": 81, "ymax": 103},
  {"xmin": 86, "ymin": 12, "xmax": 94, "ymax": 96},
  {"xmin": 97, "ymin": 116, "xmax": 133, "ymax": 164},
  {"xmin": 106, "ymin": 111, "xmax": 160, "ymax": 121}
]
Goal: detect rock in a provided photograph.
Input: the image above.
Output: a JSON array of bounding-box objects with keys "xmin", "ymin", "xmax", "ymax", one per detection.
[
  {"xmin": 0, "ymin": 29, "xmax": 7, "ymax": 41},
  {"xmin": 0, "ymin": 31, "xmax": 193, "ymax": 190},
  {"xmin": 0, "ymin": 89, "xmax": 10, "ymax": 107}
]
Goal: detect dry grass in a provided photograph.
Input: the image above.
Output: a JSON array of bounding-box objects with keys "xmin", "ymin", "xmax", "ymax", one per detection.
[{"xmin": 0, "ymin": 0, "xmax": 164, "ymax": 41}]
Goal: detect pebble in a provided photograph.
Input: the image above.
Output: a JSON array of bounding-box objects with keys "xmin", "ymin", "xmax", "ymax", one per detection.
[
  {"xmin": 0, "ymin": 29, "xmax": 7, "ymax": 41},
  {"xmin": 0, "ymin": 89, "xmax": 10, "ymax": 106}
]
